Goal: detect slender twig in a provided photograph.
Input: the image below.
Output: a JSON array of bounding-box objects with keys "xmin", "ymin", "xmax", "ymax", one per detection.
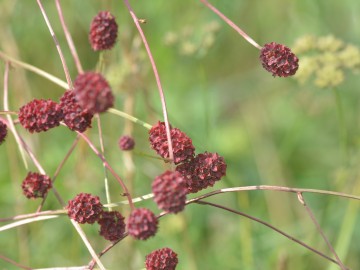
[
  {"xmin": 0, "ymin": 110, "xmax": 18, "ymax": 115},
  {"xmin": 199, "ymin": 0, "xmax": 262, "ymax": 50},
  {"xmin": 107, "ymin": 108, "xmax": 152, "ymax": 129},
  {"xmin": 70, "ymin": 220, "xmax": 106, "ymax": 270},
  {"xmin": 96, "ymin": 115, "xmax": 112, "ymax": 211},
  {"xmin": 37, "ymin": 135, "xmax": 80, "ymax": 212},
  {"xmin": 88, "ymin": 233, "xmax": 128, "ymax": 269},
  {"xmin": 76, "ymin": 131, "xmax": 135, "ymax": 210},
  {"xmin": 0, "ymin": 51, "xmax": 68, "ymax": 89},
  {"xmin": 297, "ymin": 193, "xmax": 346, "ymax": 270},
  {"xmin": 104, "ymin": 193, "xmax": 154, "ymax": 207},
  {"xmin": 36, "ymin": 0, "xmax": 73, "ymax": 89},
  {"xmin": 123, "ymin": 0, "xmax": 174, "ymax": 164},
  {"xmin": 3, "ymin": 62, "xmax": 28, "ymax": 169},
  {"xmin": 185, "ymin": 185, "xmax": 360, "ymax": 204},
  {"xmin": 104, "ymin": 184, "xmax": 360, "ymax": 209},
  {"xmin": 0, "ymin": 209, "xmax": 66, "ymax": 223},
  {"xmin": 133, "ymin": 150, "xmax": 171, "ymax": 162},
  {"xmin": 0, "ymin": 253, "xmax": 32, "ymax": 270},
  {"xmin": 55, "ymin": 0, "xmax": 84, "ymax": 74},
  {"xmin": 0, "ymin": 215, "xmax": 59, "ymax": 232},
  {"xmin": 195, "ymin": 200, "xmax": 348, "ymax": 269}
]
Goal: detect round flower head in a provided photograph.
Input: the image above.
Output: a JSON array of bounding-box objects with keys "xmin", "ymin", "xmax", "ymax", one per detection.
[
  {"xmin": 67, "ymin": 193, "xmax": 103, "ymax": 224},
  {"xmin": 145, "ymin": 247, "xmax": 178, "ymax": 270},
  {"xmin": 98, "ymin": 211, "xmax": 126, "ymax": 242},
  {"xmin": 118, "ymin": 135, "xmax": 135, "ymax": 151},
  {"xmin": 21, "ymin": 172, "xmax": 52, "ymax": 199},
  {"xmin": 149, "ymin": 121, "xmax": 195, "ymax": 164},
  {"xmin": 74, "ymin": 72, "xmax": 114, "ymax": 114},
  {"xmin": 176, "ymin": 152, "xmax": 227, "ymax": 193},
  {"xmin": 0, "ymin": 121, "xmax": 8, "ymax": 145},
  {"xmin": 18, "ymin": 99, "xmax": 63, "ymax": 133},
  {"xmin": 127, "ymin": 208, "xmax": 158, "ymax": 240},
  {"xmin": 260, "ymin": 42, "xmax": 299, "ymax": 77},
  {"xmin": 152, "ymin": 171, "xmax": 187, "ymax": 213},
  {"xmin": 89, "ymin": 11, "xmax": 118, "ymax": 51},
  {"xmin": 59, "ymin": 90, "xmax": 93, "ymax": 133}
]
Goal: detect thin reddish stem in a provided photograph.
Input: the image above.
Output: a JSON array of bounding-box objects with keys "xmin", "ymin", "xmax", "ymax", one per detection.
[
  {"xmin": 88, "ymin": 233, "xmax": 128, "ymax": 269},
  {"xmin": 37, "ymin": 135, "xmax": 80, "ymax": 212},
  {"xmin": 123, "ymin": 0, "xmax": 174, "ymax": 164},
  {"xmin": 195, "ymin": 200, "xmax": 349, "ymax": 269},
  {"xmin": 77, "ymin": 131, "xmax": 134, "ymax": 210},
  {"xmin": 55, "ymin": 0, "xmax": 84, "ymax": 74},
  {"xmin": 0, "ymin": 254, "xmax": 32, "ymax": 270},
  {"xmin": 297, "ymin": 193, "xmax": 347, "ymax": 270},
  {"xmin": 200, "ymin": 0, "xmax": 262, "ymax": 50},
  {"xmin": 37, "ymin": 0, "xmax": 73, "ymax": 89}
]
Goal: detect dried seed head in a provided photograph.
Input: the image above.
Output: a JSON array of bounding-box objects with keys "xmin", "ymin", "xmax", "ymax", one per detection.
[
  {"xmin": 176, "ymin": 152, "xmax": 227, "ymax": 193},
  {"xmin": 145, "ymin": 247, "xmax": 178, "ymax": 270},
  {"xmin": 89, "ymin": 11, "xmax": 118, "ymax": 51},
  {"xmin": 74, "ymin": 72, "xmax": 114, "ymax": 114},
  {"xmin": 118, "ymin": 135, "xmax": 135, "ymax": 151},
  {"xmin": 0, "ymin": 121, "xmax": 8, "ymax": 145},
  {"xmin": 59, "ymin": 90, "xmax": 93, "ymax": 132},
  {"xmin": 149, "ymin": 121, "xmax": 195, "ymax": 164},
  {"xmin": 98, "ymin": 211, "xmax": 126, "ymax": 242},
  {"xmin": 152, "ymin": 171, "xmax": 187, "ymax": 213},
  {"xmin": 18, "ymin": 99, "xmax": 63, "ymax": 133},
  {"xmin": 67, "ymin": 193, "xmax": 103, "ymax": 224},
  {"xmin": 127, "ymin": 208, "xmax": 158, "ymax": 240},
  {"xmin": 260, "ymin": 42, "xmax": 299, "ymax": 77},
  {"xmin": 21, "ymin": 172, "xmax": 52, "ymax": 199}
]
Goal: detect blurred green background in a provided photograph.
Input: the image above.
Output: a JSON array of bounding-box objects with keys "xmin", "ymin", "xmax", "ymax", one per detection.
[{"xmin": 1, "ymin": 0, "xmax": 360, "ymax": 269}]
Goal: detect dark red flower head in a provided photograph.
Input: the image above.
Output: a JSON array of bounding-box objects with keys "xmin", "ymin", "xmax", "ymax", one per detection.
[
  {"xmin": 18, "ymin": 99, "xmax": 63, "ymax": 133},
  {"xmin": 176, "ymin": 152, "xmax": 227, "ymax": 193},
  {"xmin": 127, "ymin": 208, "xmax": 158, "ymax": 240},
  {"xmin": 21, "ymin": 172, "xmax": 52, "ymax": 199},
  {"xmin": 149, "ymin": 121, "xmax": 195, "ymax": 164},
  {"xmin": 74, "ymin": 72, "xmax": 114, "ymax": 114},
  {"xmin": 260, "ymin": 42, "xmax": 299, "ymax": 77},
  {"xmin": 0, "ymin": 121, "xmax": 8, "ymax": 145},
  {"xmin": 89, "ymin": 11, "xmax": 118, "ymax": 51},
  {"xmin": 98, "ymin": 211, "xmax": 126, "ymax": 242},
  {"xmin": 118, "ymin": 135, "xmax": 135, "ymax": 151},
  {"xmin": 59, "ymin": 90, "xmax": 93, "ymax": 133},
  {"xmin": 145, "ymin": 247, "xmax": 178, "ymax": 270},
  {"xmin": 67, "ymin": 193, "xmax": 103, "ymax": 224},
  {"xmin": 152, "ymin": 170, "xmax": 187, "ymax": 213}
]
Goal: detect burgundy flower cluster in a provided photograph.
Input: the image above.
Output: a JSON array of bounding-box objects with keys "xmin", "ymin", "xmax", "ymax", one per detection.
[
  {"xmin": 89, "ymin": 11, "xmax": 118, "ymax": 51},
  {"xmin": 149, "ymin": 121, "xmax": 227, "ymax": 195},
  {"xmin": 0, "ymin": 121, "xmax": 7, "ymax": 145},
  {"xmin": 65, "ymin": 193, "xmax": 160, "ymax": 244},
  {"xmin": 18, "ymin": 71, "xmax": 114, "ymax": 134},
  {"xmin": 145, "ymin": 247, "xmax": 178, "ymax": 270},
  {"xmin": 21, "ymin": 172, "xmax": 52, "ymax": 199},
  {"xmin": 260, "ymin": 42, "xmax": 299, "ymax": 77}
]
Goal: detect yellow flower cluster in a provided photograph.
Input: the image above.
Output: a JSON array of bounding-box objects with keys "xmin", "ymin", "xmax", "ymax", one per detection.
[
  {"xmin": 292, "ymin": 35, "xmax": 360, "ymax": 88},
  {"xmin": 163, "ymin": 21, "xmax": 221, "ymax": 57}
]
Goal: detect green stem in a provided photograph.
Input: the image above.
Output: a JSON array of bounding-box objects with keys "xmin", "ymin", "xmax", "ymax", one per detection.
[
  {"xmin": 107, "ymin": 108, "xmax": 152, "ymax": 129},
  {"xmin": 0, "ymin": 51, "xmax": 68, "ymax": 89},
  {"xmin": 133, "ymin": 150, "xmax": 170, "ymax": 161}
]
